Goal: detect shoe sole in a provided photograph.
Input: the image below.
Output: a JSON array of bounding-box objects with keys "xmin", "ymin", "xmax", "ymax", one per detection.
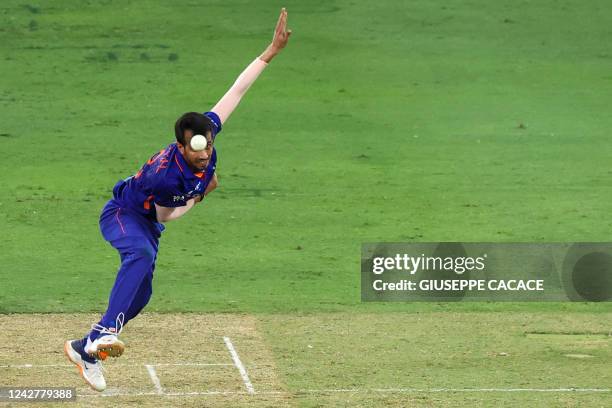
[
  {"xmin": 90, "ymin": 339, "xmax": 125, "ymax": 360},
  {"xmin": 63, "ymin": 341, "xmax": 105, "ymax": 392}
]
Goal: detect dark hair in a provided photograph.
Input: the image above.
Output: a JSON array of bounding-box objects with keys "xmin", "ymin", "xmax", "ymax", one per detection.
[{"xmin": 174, "ymin": 112, "xmax": 214, "ymax": 146}]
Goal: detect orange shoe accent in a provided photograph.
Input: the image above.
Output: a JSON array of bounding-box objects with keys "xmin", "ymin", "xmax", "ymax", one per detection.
[
  {"xmin": 64, "ymin": 341, "xmax": 95, "ymax": 391},
  {"xmin": 90, "ymin": 340, "xmax": 125, "ymax": 360}
]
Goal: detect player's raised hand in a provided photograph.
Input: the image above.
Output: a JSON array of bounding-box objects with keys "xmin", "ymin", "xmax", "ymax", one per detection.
[
  {"xmin": 214, "ymin": 8, "xmax": 293, "ymax": 123},
  {"xmin": 271, "ymin": 8, "xmax": 291, "ymax": 51},
  {"xmin": 260, "ymin": 8, "xmax": 291, "ymax": 62}
]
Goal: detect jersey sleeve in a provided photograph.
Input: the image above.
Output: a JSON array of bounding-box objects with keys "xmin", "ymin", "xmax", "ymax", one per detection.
[
  {"xmin": 152, "ymin": 179, "xmax": 189, "ymax": 208},
  {"xmin": 204, "ymin": 111, "xmax": 222, "ymax": 138}
]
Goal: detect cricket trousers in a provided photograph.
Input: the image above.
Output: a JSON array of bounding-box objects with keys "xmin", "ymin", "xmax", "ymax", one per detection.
[{"xmin": 87, "ymin": 194, "xmax": 164, "ymax": 340}]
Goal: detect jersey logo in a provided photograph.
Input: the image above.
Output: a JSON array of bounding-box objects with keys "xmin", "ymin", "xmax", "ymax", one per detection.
[{"xmin": 173, "ymin": 195, "xmax": 185, "ymax": 202}]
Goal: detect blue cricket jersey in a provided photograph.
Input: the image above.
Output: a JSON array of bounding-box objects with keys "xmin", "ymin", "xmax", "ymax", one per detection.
[{"xmin": 111, "ymin": 111, "xmax": 222, "ymax": 222}]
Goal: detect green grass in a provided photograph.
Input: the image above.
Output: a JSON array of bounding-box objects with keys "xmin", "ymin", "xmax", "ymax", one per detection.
[
  {"xmin": 1, "ymin": 0, "xmax": 612, "ymax": 313},
  {"xmin": 259, "ymin": 312, "xmax": 611, "ymax": 407}
]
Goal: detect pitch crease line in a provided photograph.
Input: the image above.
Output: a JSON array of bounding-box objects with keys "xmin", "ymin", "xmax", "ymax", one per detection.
[
  {"xmin": 151, "ymin": 363, "xmax": 232, "ymax": 367},
  {"xmin": 76, "ymin": 387, "xmax": 612, "ymax": 398},
  {"xmin": 0, "ymin": 362, "xmax": 231, "ymax": 368},
  {"xmin": 369, "ymin": 388, "xmax": 612, "ymax": 393},
  {"xmin": 223, "ymin": 336, "xmax": 255, "ymax": 395},
  {"xmin": 145, "ymin": 364, "xmax": 164, "ymax": 395}
]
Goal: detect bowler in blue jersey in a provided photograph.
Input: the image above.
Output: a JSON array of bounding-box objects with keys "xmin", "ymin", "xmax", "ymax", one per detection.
[{"xmin": 64, "ymin": 8, "xmax": 292, "ymax": 392}]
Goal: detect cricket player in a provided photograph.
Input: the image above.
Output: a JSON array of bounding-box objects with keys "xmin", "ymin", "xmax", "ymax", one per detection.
[{"xmin": 64, "ymin": 9, "xmax": 291, "ymax": 392}]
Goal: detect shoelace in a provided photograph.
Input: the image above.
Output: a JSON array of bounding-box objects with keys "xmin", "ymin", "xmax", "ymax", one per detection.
[{"xmin": 90, "ymin": 312, "xmax": 125, "ymax": 336}]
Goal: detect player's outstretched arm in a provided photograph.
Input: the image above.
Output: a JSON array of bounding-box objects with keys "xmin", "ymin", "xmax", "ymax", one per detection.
[
  {"xmin": 155, "ymin": 200, "xmax": 196, "ymax": 223},
  {"xmin": 154, "ymin": 174, "xmax": 218, "ymax": 222},
  {"xmin": 211, "ymin": 8, "xmax": 291, "ymax": 125}
]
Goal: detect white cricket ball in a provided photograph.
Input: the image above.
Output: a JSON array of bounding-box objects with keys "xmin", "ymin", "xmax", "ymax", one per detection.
[{"xmin": 190, "ymin": 134, "xmax": 208, "ymax": 151}]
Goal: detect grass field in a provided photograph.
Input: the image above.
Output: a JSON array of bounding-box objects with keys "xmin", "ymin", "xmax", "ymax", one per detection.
[{"xmin": 1, "ymin": 0, "xmax": 611, "ymax": 406}]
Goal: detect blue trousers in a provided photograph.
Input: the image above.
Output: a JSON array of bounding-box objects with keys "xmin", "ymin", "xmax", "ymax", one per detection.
[{"xmin": 88, "ymin": 199, "xmax": 164, "ymax": 339}]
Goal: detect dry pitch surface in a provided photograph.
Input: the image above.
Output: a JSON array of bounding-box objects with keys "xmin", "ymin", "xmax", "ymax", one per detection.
[
  {"xmin": 0, "ymin": 313, "xmax": 610, "ymax": 407},
  {"xmin": 0, "ymin": 314, "xmax": 291, "ymax": 407}
]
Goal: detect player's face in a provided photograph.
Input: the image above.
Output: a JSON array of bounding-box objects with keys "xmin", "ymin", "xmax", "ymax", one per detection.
[{"xmin": 178, "ymin": 129, "xmax": 213, "ymax": 172}]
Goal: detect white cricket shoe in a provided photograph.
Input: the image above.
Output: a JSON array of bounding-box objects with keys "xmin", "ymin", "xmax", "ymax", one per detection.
[
  {"xmin": 64, "ymin": 339, "xmax": 106, "ymax": 392},
  {"xmin": 85, "ymin": 313, "xmax": 126, "ymax": 360},
  {"xmin": 85, "ymin": 334, "xmax": 125, "ymax": 360}
]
